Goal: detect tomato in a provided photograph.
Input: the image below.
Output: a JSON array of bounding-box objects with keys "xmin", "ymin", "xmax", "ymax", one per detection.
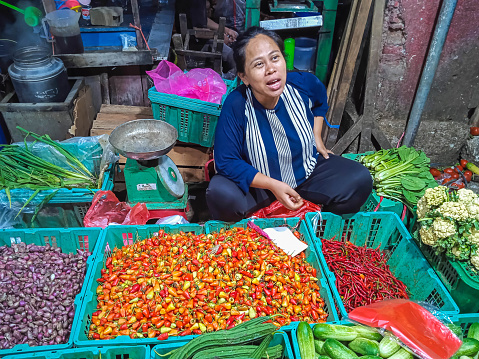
[
  {"xmin": 471, "ymin": 127, "xmax": 479, "ymax": 136},
  {"xmin": 456, "ymin": 165, "xmax": 464, "ymax": 172},
  {"xmin": 451, "ymin": 182, "xmax": 465, "ymax": 189},
  {"xmin": 464, "ymin": 170, "xmax": 473, "ymax": 182},
  {"xmin": 429, "ymin": 168, "xmax": 442, "ymax": 177},
  {"xmin": 444, "ymin": 168, "xmax": 456, "ymax": 174},
  {"xmin": 450, "ymin": 172, "xmax": 460, "ymax": 179},
  {"xmin": 460, "ymin": 159, "xmax": 468, "ymax": 168}
]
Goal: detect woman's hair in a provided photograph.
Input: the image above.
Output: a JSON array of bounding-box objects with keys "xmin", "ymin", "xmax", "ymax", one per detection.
[{"xmin": 232, "ymin": 26, "xmax": 285, "ymax": 74}]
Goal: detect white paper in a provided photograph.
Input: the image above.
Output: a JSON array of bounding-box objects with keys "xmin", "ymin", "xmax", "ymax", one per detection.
[{"xmin": 263, "ymin": 227, "xmax": 308, "ymax": 257}]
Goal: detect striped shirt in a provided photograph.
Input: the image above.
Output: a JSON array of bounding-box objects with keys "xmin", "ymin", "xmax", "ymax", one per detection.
[{"xmin": 214, "ymin": 71, "xmax": 329, "ymax": 194}]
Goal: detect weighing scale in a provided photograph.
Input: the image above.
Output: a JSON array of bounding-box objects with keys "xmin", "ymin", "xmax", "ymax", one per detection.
[{"xmin": 109, "ymin": 119, "xmax": 188, "ymax": 210}]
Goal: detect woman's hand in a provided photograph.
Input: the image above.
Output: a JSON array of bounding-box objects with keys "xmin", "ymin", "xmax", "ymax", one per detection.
[
  {"xmin": 316, "ymin": 136, "xmax": 334, "ymax": 159},
  {"xmin": 270, "ymin": 182, "xmax": 304, "ymax": 211},
  {"xmin": 314, "ymin": 116, "xmax": 334, "ymax": 159},
  {"xmin": 224, "ymin": 27, "xmax": 238, "ymax": 46}
]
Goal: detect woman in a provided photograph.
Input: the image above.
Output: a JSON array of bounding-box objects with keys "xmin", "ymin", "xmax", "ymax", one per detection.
[{"xmin": 206, "ymin": 27, "xmax": 372, "ymax": 222}]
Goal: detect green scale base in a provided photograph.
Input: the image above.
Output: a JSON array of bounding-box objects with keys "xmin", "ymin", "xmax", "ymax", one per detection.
[{"xmin": 124, "ymin": 158, "xmax": 188, "ymax": 210}]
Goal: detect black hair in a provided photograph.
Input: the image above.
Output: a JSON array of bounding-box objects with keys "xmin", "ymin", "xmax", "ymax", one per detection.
[{"xmin": 232, "ymin": 26, "xmax": 285, "ymax": 74}]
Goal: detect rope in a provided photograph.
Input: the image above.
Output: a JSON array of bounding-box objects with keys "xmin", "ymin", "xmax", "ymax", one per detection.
[
  {"xmin": 373, "ymin": 196, "xmax": 383, "ymax": 212},
  {"xmin": 397, "ymin": 131, "xmax": 405, "ymax": 148},
  {"xmin": 129, "ymin": 23, "xmax": 150, "ymax": 50}
]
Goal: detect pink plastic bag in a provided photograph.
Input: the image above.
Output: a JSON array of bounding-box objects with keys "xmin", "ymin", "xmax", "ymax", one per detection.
[
  {"xmin": 348, "ymin": 299, "xmax": 462, "ymax": 359},
  {"xmin": 83, "ymin": 191, "xmax": 149, "ymax": 228},
  {"xmin": 146, "ymin": 61, "xmax": 227, "ymax": 104}
]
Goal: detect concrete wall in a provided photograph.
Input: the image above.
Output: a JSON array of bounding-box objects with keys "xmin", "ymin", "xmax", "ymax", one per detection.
[{"xmin": 374, "ymin": 0, "xmax": 479, "ymax": 163}]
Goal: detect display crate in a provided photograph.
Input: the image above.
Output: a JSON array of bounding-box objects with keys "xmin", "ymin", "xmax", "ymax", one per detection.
[
  {"xmin": 342, "ymin": 152, "xmax": 417, "ymax": 232},
  {"xmin": 417, "ymin": 241, "xmax": 479, "ymax": 313},
  {"xmin": 73, "ymin": 224, "xmax": 205, "ymax": 347},
  {"xmin": 0, "ymin": 140, "xmax": 115, "ymax": 205},
  {"xmin": 150, "ymin": 331, "xmax": 294, "ymax": 359},
  {"xmin": 205, "ymin": 217, "xmax": 340, "ymax": 328},
  {"xmin": 305, "ymin": 212, "xmax": 460, "ymax": 319},
  {"xmin": 2, "ymin": 345, "xmax": 149, "ymax": 359},
  {"xmin": 148, "ymin": 77, "xmax": 238, "ymax": 147},
  {"xmin": 449, "ymin": 313, "xmax": 479, "ymax": 337},
  {"xmin": 0, "ymin": 227, "xmax": 102, "ymax": 357}
]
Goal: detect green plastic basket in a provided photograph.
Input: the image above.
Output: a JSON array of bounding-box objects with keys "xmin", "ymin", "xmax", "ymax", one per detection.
[
  {"xmin": 0, "ymin": 141, "xmax": 115, "ymax": 205},
  {"xmin": 304, "ymin": 212, "xmax": 460, "ymax": 319},
  {"xmin": 0, "ymin": 227, "xmax": 102, "ymax": 357},
  {"xmin": 449, "ymin": 313, "xmax": 479, "ymax": 337},
  {"xmin": 148, "ymin": 77, "xmax": 239, "ymax": 147},
  {"xmin": 73, "ymin": 224, "xmax": 205, "ymax": 347},
  {"xmin": 204, "ymin": 217, "xmax": 340, "ymax": 328},
  {"xmin": 417, "ymin": 240, "xmax": 479, "ymax": 313},
  {"xmin": 342, "ymin": 152, "xmax": 417, "ymax": 231},
  {"xmin": 150, "ymin": 331, "xmax": 294, "ymax": 358},
  {"xmin": 2, "ymin": 345, "xmax": 150, "ymax": 359}
]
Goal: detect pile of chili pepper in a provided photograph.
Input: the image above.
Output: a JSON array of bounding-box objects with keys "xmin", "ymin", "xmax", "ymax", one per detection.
[
  {"xmin": 322, "ymin": 240, "xmax": 409, "ymax": 313},
  {"xmin": 88, "ymin": 227, "xmax": 328, "ymax": 341}
]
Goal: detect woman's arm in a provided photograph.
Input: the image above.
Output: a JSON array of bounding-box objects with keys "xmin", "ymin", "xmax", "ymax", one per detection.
[
  {"xmin": 251, "ymin": 172, "xmax": 304, "ymax": 210},
  {"xmin": 313, "ymin": 117, "xmax": 334, "ymax": 159}
]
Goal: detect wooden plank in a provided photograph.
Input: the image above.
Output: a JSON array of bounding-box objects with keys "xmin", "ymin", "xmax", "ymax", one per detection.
[
  {"xmin": 324, "ymin": 0, "xmax": 373, "ymax": 148},
  {"xmin": 130, "ymin": 0, "xmax": 144, "ymax": 49},
  {"xmin": 109, "ymin": 75, "xmax": 146, "ymax": 106},
  {"xmin": 100, "ymin": 73, "xmax": 110, "ymax": 105},
  {"xmin": 100, "ymin": 105, "xmax": 153, "ymax": 115},
  {"xmin": 174, "ymin": 50, "xmax": 222, "ymax": 59},
  {"xmin": 55, "ymin": 50, "xmax": 155, "ymax": 68},
  {"xmin": 331, "ymin": 116, "xmax": 364, "ymax": 154},
  {"xmin": 71, "ymin": 85, "xmax": 96, "ymax": 137}
]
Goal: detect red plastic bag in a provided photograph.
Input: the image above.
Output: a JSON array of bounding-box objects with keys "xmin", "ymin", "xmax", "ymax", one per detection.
[
  {"xmin": 249, "ymin": 199, "xmax": 321, "ymax": 220},
  {"xmin": 348, "ymin": 299, "xmax": 462, "ymax": 359},
  {"xmin": 83, "ymin": 191, "xmax": 149, "ymax": 228}
]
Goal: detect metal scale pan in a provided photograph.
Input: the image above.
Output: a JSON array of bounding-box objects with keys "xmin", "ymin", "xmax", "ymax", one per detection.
[{"xmin": 109, "ymin": 119, "xmax": 185, "ymax": 199}]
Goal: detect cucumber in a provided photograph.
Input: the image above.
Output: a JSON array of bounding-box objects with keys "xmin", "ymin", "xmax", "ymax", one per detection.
[
  {"xmin": 297, "ymin": 321, "xmax": 316, "ymax": 359},
  {"xmin": 359, "ymin": 356, "xmax": 382, "ymax": 359},
  {"xmin": 378, "ymin": 336, "xmax": 401, "ymax": 358},
  {"xmin": 313, "ymin": 323, "xmax": 358, "ymax": 341},
  {"xmin": 352, "ymin": 325, "xmax": 383, "ymax": 341},
  {"xmin": 314, "ymin": 339, "xmax": 325, "ymax": 354},
  {"xmin": 447, "ymin": 323, "xmax": 464, "ymax": 339},
  {"xmin": 323, "ymin": 338, "xmax": 359, "ymax": 359},
  {"xmin": 468, "ymin": 323, "xmax": 479, "ymax": 341},
  {"xmin": 387, "ymin": 348, "xmax": 413, "ymax": 359},
  {"xmin": 459, "ymin": 356, "xmax": 474, "ymax": 359},
  {"xmin": 317, "ymin": 356, "xmax": 331, "ymax": 359},
  {"xmin": 455, "ymin": 338, "xmax": 479, "ymax": 357},
  {"xmin": 348, "ymin": 338, "xmax": 380, "ymax": 356}
]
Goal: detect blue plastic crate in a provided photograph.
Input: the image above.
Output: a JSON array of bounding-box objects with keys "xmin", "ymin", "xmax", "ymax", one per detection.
[
  {"xmin": 150, "ymin": 331, "xmax": 294, "ymax": 358},
  {"xmin": 2, "ymin": 345, "xmax": 149, "ymax": 359},
  {"xmin": 304, "ymin": 212, "xmax": 460, "ymax": 319},
  {"xmin": 73, "ymin": 224, "xmax": 205, "ymax": 347},
  {"xmin": 0, "ymin": 227, "xmax": 101, "ymax": 357},
  {"xmin": 204, "ymin": 217, "xmax": 340, "ymax": 328},
  {"xmin": 1, "ymin": 140, "xmax": 115, "ymax": 205}
]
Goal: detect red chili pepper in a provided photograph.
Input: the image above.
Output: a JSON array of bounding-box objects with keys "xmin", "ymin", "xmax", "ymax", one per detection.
[
  {"xmin": 179, "ymin": 329, "xmax": 192, "ymax": 336},
  {"xmin": 157, "ymin": 333, "xmax": 169, "ymax": 340},
  {"xmin": 105, "ymin": 257, "xmax": 112, "ymax": 267},
  {"xmin": 239, "ymin": 270, "xmax": 253, "ymax": 278},
  {"xmin": 130, "ymin": 284, "xmax": 140, "ymax": 293}
]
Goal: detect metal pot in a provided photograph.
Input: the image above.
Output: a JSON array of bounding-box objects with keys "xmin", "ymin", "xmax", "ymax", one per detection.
[{"xmin": 8, "ymin": 46, "xmax": 70, "ymax": 103}]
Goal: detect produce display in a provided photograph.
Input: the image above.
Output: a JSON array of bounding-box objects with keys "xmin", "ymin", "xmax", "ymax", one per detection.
[
  {"xmin": 0, "ymin": 243, "xmax": 90, "ymax": 350},
  {"xmin": 322, "ymin": 240, "xmax": 408, "ymax": 312},
  {"xmin": 358, "ymin": 146, "xmax": 437, "ymax": 210},
  {"xmin": 0, "ymin": 128, "xmax": 99, "ymax": 209},
  {"xmin": 152, "ymin": 316, "xmax": 282, "ymax": 359},
  {"xmin": 429, "ymin": 158, "xmax": 478, "ymax": 190},
  {"xmin": 296, "ymin": 322, "xmax": 479, "ymax": 359},
  {"xmin": 417, "ymin": 186, "xmax": 479, "ymax": 269},
  {"xmin": 88, "ymin": 227, "xmax": 327, "ymax": 341}
]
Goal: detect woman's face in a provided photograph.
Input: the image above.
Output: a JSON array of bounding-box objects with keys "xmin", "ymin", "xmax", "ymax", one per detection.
[{"xmin": 239, "ymin": 34, "xmax": 287, "ymax": 109}]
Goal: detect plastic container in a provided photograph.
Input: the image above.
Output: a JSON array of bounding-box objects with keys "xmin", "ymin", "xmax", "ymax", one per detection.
[
  {"xmin": 304, "ymin": 212, "xmax": 460, "ymax": 319},
  {"xmin": 205, "ymin": 217, "xmax": 340, "ymax": 328},
  {"xmin": 73, "ymin": 224, "xmax": 206, "ymax": 347},
  {"xmin": 449, "ymin": 313, "xmax": 479, "ymax": 337},
  {"xmin": 284, "ymin": 38, "xmax": 295, "ymax": 71},
  {"xmin": 151, "ymin": 331, "xmax": 294, "ymax": 358},
  {"xmin": 148, "ymin": 77, "xmax": 238, "ymax": 147},
  {"xmin": 417, "ymin": 240, "xmax": 479, "ymax": 313},
  {"xmin": 2, "ymin": 345, "xmax": 150, "ymax": 359},
  {"xmin": 0, "ymin": 140, "xmax": 115, "ymax": 206},
  {"xmin": 294, "ymin": 37, "xmax": 317, "ymax": 71},
  {"xmin": 45, "ymin": 9, "xmax": 84, "ymax": 54},
  {"xmin": 0, "ymin": 227, "xmax": 101, "ymax": 357}
]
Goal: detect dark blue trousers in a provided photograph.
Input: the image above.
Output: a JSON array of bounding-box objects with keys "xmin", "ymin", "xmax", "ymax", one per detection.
[{"xmin": 206, "ymin": 154, "xmax": 373, "ymax": 222}]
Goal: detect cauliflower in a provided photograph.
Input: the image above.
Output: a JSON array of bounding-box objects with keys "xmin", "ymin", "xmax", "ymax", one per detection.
[
  {"xmin": 432, "ymin": 218, "xmax": 456, "ymax": 239},
  {"xmin": 466, "ymin": 201, "xmax": 479, "ymax": 221},
  {"xmin": 470, "ymin": 254, "xmax": 479, "ymax": 270},
  {"xmin": 437, "ymin": 201, "xmax": 469, "ymax": 222},
  {"xmin": 419, "ymin": 226, "xmax": 437, "ymax": 246},
  {"xmin": 422, "ymin": 186, "xmax": 448, "ymax": 208},
  {"xmin": 416, "ymin": 197, "xmax": 428, "ymax": 219},
  {"xmin": 457, "ymin": 188, "xmax": 478, "ymax": 204},
  {"xmin": 467, "ymin": 228, "xmax": 479, "ymax": 246}
]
